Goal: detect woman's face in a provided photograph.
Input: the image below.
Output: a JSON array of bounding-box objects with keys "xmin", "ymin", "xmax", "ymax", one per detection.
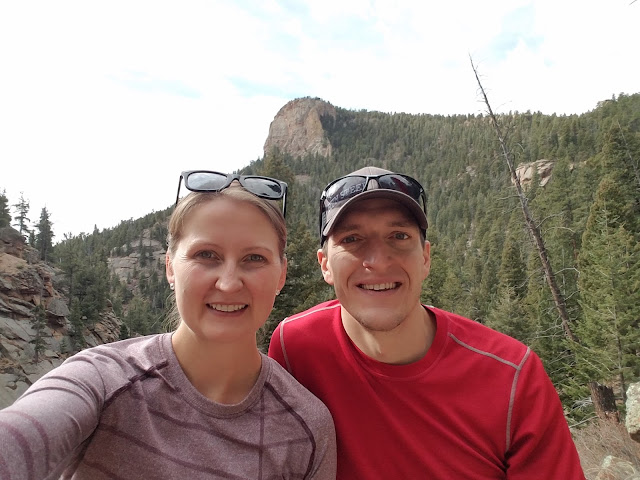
[{"xmin": 166, "ymin": 196, "xmax": 287, "ymax": 344}]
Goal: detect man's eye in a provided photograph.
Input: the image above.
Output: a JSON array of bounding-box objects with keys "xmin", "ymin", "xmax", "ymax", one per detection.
[
  {"xmin": 394, "ymin": 232, "xmax": 410, "ymax": 240},
  {"xmin": 341, "ymin": 235, "xmax": 358, "ymax": 244}
]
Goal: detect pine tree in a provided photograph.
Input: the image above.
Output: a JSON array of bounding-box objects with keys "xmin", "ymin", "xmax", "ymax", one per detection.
[
  {"xmin": 68, "ymin": 298, "xmax": 86, "ymax": 351},
  {"xmin": 122, "ymin": 296, "xmax": 155, "ymax": 338},
  {"xmin": 420, "ymin": 232, "xmax": 449, "ymax": 308},
  {"xmin": 497, "ymin": 222, "xmax": 527, "ymax": 299},
  {"xmin": 35, "ymin": 207, "xmax": 55, "ymax": 261},
  {"xmin": 485, "ymin": 286, "xmax": 531, "ymax": 343},
  {"xmin": 12, "ymin": 192, "xmax": 30, "ymax": 237},
  {"xmin": 30, "ymin": 304, "xmax": 47, "ymax": 363},
  {"xmin": 0, "ymin": 189, "xmax": 11, "ymax": 227},
  {"xmin": 576, "ymin": 176, "xmax": 640, "ymax": 404}
]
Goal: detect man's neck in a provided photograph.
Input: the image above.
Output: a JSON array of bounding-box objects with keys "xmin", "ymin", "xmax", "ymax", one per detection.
[{"xmin": 342, "ymin": 305, "xmax": 436, "ymax": 365}]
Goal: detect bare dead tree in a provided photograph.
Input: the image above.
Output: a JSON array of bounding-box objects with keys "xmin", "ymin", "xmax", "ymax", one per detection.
[
  {"xmin": 468, "ymin": 58, "xmax": 627, "ymax": 421},
  {"xmin": 469, "ymin": 56, "xmax": 578, "ymax": 343}
]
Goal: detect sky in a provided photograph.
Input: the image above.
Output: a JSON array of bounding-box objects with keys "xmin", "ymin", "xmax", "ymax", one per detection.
[{"xmin": 1, "ymin": 0, "xmax": 638, "ymax": 242}]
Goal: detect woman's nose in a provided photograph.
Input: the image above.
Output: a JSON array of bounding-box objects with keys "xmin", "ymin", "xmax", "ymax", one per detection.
[{"xmin": 215, "ymin": 262, "xmax": 243, "ymax": 292}]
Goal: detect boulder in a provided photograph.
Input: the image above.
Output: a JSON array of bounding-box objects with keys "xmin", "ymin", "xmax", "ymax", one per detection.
[
  {"xmin": 627, "ymin": 382, "xmax": 640, "ymax": 442},
  {"xmin": 595, "ymin": 455, "xmax": 639, "ymax": 479}
]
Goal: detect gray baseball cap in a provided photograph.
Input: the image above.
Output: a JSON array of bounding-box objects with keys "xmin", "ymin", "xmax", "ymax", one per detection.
[{"xmin": 319, "ymin": 166, "xmax": 428, "ymax": 245}]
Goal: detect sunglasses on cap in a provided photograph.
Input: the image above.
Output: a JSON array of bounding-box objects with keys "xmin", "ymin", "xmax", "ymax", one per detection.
[
  {"xmin": 319, "ymin": 173, "xmax": 427, "ymax": 239},
  {"xmin": 175, "ymin": 170, "xmax": 288, "ymax": 217}
]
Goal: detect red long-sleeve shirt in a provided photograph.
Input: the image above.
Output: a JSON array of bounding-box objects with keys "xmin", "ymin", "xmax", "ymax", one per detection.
[{"xmin": 269, "ymin": 300, "xmax": 585, "ymax": 479}]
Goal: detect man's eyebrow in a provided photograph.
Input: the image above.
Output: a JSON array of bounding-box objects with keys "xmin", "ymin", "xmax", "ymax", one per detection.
[
  {"xmin": 332, "ymin": 222, "xmax": 363, "ymax": 235},
  {"xmin": 333, "ymin": 219, "xmax": 417, "ymax": 234}
]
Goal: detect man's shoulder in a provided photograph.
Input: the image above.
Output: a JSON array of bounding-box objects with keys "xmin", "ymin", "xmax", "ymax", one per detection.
[
  {"xmin": 429, "ymin": 306, "xmax": 531, "ymax": 366},
  {"xmin": 281, "ymin": 299, "xmax": 341, "ymax": 328},
  {"xmin": 264, "ymin": 355, "xmax": 331, "ymax": 414},
  {"xmin": 270, "ymin": 300, "xmax": 341, "ymax": 358}
]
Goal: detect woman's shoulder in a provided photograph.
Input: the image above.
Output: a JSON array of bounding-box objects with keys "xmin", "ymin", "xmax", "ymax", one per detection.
[
  {"xmin": 60, "ymin": 334, "xmax": 172, "ymax": 388},
  {"xmin": 262, "ymin": 355, "xmax": 333, "ymax": 421}
]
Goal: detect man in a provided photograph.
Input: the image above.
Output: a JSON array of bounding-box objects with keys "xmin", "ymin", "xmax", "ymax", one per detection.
[{"xmin": 269, "ymin": 166, "xmax": 585, "ymax": 479}]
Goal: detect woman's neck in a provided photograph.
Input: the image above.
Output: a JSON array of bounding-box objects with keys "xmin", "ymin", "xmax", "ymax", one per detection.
[{"xmin": 171, "ymin": 326, "xmax": 262, "ymax": 404}]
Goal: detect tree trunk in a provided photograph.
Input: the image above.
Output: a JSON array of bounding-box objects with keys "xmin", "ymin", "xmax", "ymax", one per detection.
[{"xmin": 589, "ymin": 382, "xmax": 619, "ymax": 422}]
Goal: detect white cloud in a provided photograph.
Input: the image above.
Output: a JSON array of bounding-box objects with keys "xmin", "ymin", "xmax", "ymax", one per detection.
[{"xmin": 0, "ymin": 0, "xmax": 637, "ymax": 240}]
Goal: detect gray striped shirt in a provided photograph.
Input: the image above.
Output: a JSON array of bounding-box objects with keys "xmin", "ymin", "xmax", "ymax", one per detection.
[{"xmin": 0, "ymin": 333, "xmax": 336, "ymax": 479}]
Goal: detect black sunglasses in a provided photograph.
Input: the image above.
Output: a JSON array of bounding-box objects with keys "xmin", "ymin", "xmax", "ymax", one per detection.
[
  {"xmin": 176, "ymin": 170, "xmax": 288, "ymax": 217},
  {"xmin": 319, "ymin": 173, "xmax": 427, "ymax": 237}
]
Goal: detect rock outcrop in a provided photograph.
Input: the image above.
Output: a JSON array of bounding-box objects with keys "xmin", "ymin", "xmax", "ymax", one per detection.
[
  {"xmin": 0, "ymin": 227, "xmax": 121, "ymax": 409},
  {"xmin": 108, "ymin": 230, "xmax": 166, "ymax": 292},
  {"xmin": 263, "ymin": 97, "xmax": 336, "ymax": 158},
  {"xmin": 514, "ymin": 159, "xmax": 554, "ymax": 189}
]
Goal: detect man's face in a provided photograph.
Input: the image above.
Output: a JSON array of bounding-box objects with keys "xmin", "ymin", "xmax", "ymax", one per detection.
[{"xmin": 317, "ymin": 197, "xmax": 430, "ymax": 333}]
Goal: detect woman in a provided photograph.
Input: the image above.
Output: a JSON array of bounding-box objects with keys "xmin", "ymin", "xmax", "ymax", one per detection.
[{"xmin": 0, "ymin": 170, "xmax": 337, "ymax": 479}]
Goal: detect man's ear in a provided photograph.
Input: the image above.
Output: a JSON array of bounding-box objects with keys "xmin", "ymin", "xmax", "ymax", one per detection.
[
  {"xmin": 317, "ymin": 248, "xmax": 334, "ymax": 286},
  {"xmin": 422, "ymin": 241, "xmax": 431, "ymax": 281}
]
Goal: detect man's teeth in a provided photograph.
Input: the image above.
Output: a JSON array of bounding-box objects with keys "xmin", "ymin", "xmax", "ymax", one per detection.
[
  {"xmin": 208, "ymin": 304, "xmax": 247, "ymax": 312},
  {"xmin": 360, "ymin": 282, "xmax": 398, "ymax": 291}
]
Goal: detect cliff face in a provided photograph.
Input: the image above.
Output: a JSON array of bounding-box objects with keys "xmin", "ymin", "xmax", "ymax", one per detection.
[
  {"xmin": 514, "ymin": 159, "xmax": 554, "ymax": 189},
  {"xmin": 263, "ymin": 97, "xmax": 336, "ymax": 158},
  {"xmin": 0, "ymin": 227, "xmax": 121, "ymax": 408}
]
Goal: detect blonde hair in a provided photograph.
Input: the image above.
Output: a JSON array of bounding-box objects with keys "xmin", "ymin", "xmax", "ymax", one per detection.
[{"xmin": 164, "ymin": 184, "xmax": 287, "ymax": 329}]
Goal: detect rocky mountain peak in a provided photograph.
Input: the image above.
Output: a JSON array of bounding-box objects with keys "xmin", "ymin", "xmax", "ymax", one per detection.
[{"xmin": 263, "ymin": 97, "xmax": 336, "ymax": 158}]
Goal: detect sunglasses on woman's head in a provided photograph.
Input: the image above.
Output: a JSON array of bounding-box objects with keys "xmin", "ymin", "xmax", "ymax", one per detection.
[{"xmin": 175, "ymin": 170, "xmax": 288, "ymax": 217}]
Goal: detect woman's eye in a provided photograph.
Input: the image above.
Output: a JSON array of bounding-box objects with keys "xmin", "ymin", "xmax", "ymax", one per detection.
[
  {"xmin": 248, "ymin": 254, "xmax": 265, "ymax": 262},
  {"xmin": 196, "ymin": 251, "xmax": 214, "ymax": 259}
]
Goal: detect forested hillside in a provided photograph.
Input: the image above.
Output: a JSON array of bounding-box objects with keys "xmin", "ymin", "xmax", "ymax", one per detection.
[{"xmin": 2, "ymin": 92, "xmax": 638, "ymax": 423}]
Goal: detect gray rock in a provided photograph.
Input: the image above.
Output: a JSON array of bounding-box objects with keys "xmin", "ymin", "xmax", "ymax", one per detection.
[
  {"xmin": 0, "ymin": 296, "xmax": 12, "ymax": 313},
  {"xmin": 46, "ymin": 298, "xmax": 70, "ymax": 317},
  {"xmin": 0, "ymin": 316, "xmax": 36, "ymax": 342},
  {"xmin": 0, "ymin": 276, "xmax": 13, "ymax": 291},
  {"xmin": 595, "ymin": 455, "xmax": 640, "ymax": 479},
  {"xmin": 626, "ymin": 382, "xmax": 640, "ymax": 442},
  {"xmin": 0, "ymin": 373, "xmax": 19, "ymax": 387}
]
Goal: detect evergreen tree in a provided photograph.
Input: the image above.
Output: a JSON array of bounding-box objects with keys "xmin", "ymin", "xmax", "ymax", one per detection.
[
  {"xmin": 12, "ymin": 192, "xmax": 30, "ymax": 237},
  {"xmin": 497, "ymin": 221, "xmax": 527, "ymax": 299},
  {"xmin": 68, "ymin": 298, "xmax": 86, "ymax": 351},
  {"xmin": 576, "ymin": 176, "xmax": 640, "ymax": 403},
  {"xmin": 485, "ymin": 286, "xmax": 531, "ymax": 344},
  {"xmin": 30, "ymin": 304, "xmax": 47, "ymax": 363},
  {"xmin": 35, "ymin": 207, "xmax": 55, "ymax": 261},
  {"xmin": 122, "ymin": 296, "xmax": 155, "ymax": 338},
  {"xmin": 0, "ymin": 189, "xmax": 11, "ymax": 227},
  {"xmin": 436, "ymin": 269, "xmax": 466, "ymax": 316}
]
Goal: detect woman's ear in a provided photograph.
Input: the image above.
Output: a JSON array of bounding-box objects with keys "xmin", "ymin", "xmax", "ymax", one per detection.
[
  {"xmin": 278, "ymin": 257, "xmax": 288, "ymax": 292},
  {"xmin": 165, "ymin": 253, "xmax": 175, "ymax": 286}
]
